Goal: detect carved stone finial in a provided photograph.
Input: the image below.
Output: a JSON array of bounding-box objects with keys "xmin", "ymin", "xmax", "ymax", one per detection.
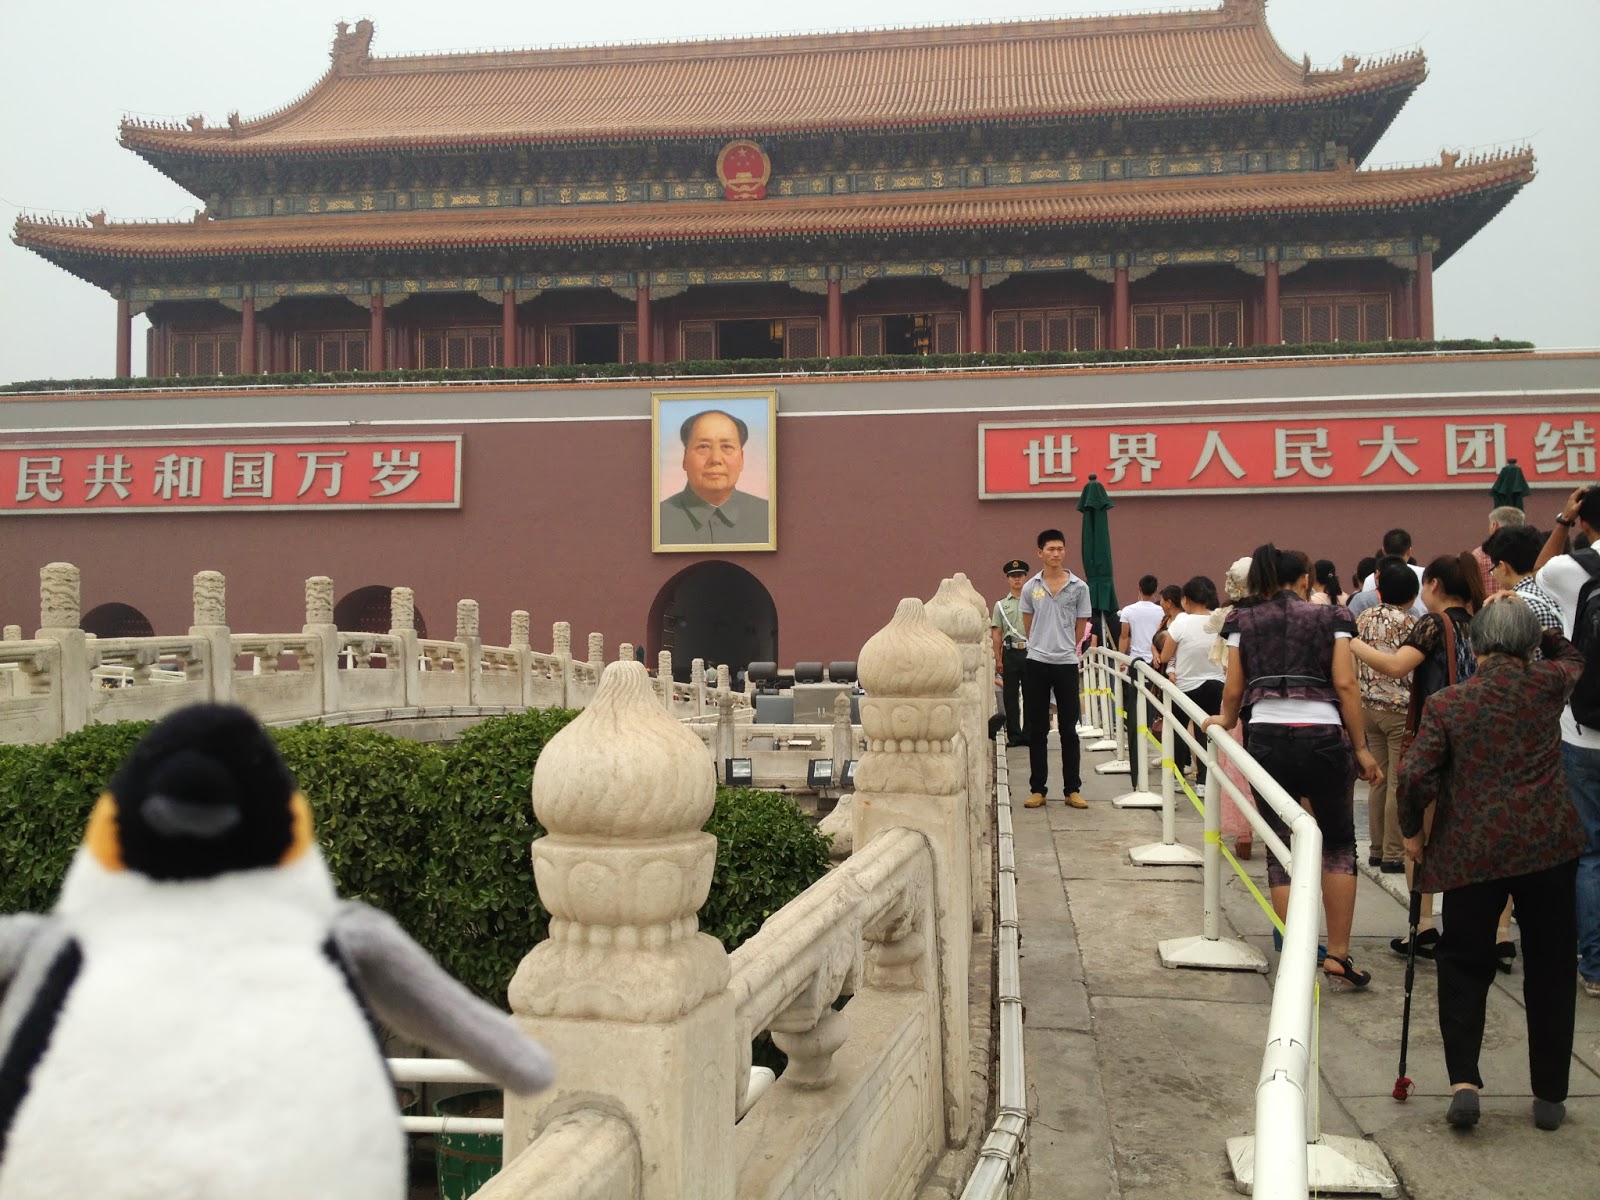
[
  {"xmin": 1440, "ymin": 148, "xmax": 1461, "ymax": 169},
  {"xmin": 192, "ymin": 570, "xmax": 226, "ymax": 626},
  {"xmin": 305, "ymin": 576, "xmax": 334, "ymax": 626},
  {"xmin": 716, "ymin": 664, "xmax": 731, "ymax": 690},
  {"xmin": 512, "ymin": 661, "xmax": 728, "ymax": 1021},
  {"xmin": 658, "ymin": 650, "xmax": 673, "ymax": 679},
  {"xmin": 553, "ymin": 621, "xmax": 572, "ymax": 657},
  {"xmin": 39, "ymin": 563, "xmax": 80, "ymax": 629},
  {"xmin": 691, "ymin": 657, "xmax": 706, "ymax": 687},
  {"xmin": 946, "ymin": 572, "xmax": 990, "ymax": 624},
  {"xmin": 511, "ymin": 610, "xmax": 531, "ymax": 648},
  {"xmin": 861, "ymin": 598, "xmax": 963, "ymax": 699},
  {"xmin": 330, "ymin": 17, "xmax": 375, "ymax": 72},
  {"xmin": 619, "ymin": 643, "xmax": 635, "ymax": 662},
  {"xmin": 3, "ymin": 625, "xmax": 22, "ymax": 642},
  {"xmin": 855, "ymin": 599, "xmax": 963, "ymax": 796},
  {"xmin": 927, "ymin": 579, "xmax": 985, "ymax": 681},
  {"xmin": 588, "ymin": 632, "xmax": 605, "ymax": 665},
  {"xmin": 390, "ymin": 587, "xmax": 415, "ymax": 633},
  {"xmin": 456, "ymin": 599, "xmax": 479, "ymax": 641}
]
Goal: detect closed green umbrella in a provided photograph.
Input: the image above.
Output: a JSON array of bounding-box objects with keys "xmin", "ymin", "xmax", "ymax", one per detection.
[
  {"xmin": 1490, "ymin": 459, "xmax": 1531, "ymax": 510},
  {"xmin": 1078, "ymin": 474, "xmax": 1118, "ymax": 636}
]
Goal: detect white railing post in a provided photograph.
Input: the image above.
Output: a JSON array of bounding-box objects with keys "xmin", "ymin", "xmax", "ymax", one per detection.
[
  {"xmin": 1158, "ymin": 731, "xmax": 1268, "ymax": 971},
  {"xmin": 388, "ymin": 586, "xmax": 422, "ymax": 707},
  {"xmin": 658, "ymin": 650, "xmax": 674, "ymax": 709},
  {"xmin": 507, "ymin": 661, "xmax": 735, "ymax": 1198},
  {"xmin": 1093, "ymin": 652, "xmax": 1132, "ymax": 774},
  {"xmin": 1086, "ymin": 650, "xmax": 1118, "ymax": 753},
  {"xmin": 1128, "ymin": 676, "xmax": 1202, "ymax": 867},
  {"xmin": 510, "ymin": 610, "xmax": 532, "ymax": 706},
  {"xmin": 189, "ymin": 569, "xmax": 232, "ymax": 704},
  {"xmin": 928, "ymin": 577, "xmax": 990, "ymax": 937},
  {"xmin": 456, "ymin": 599, "xmax": 482, "ymax": 705},
  {"xmin": 853, "ymin": 597, "xmax": 971, "ymax": 1145},
  {"xmin": 1076, "ymin": 649, "xmax": 1103, "ymax": 739},
  {"xmin": 553, "ymin": 621, "xmax": 572, "ymax": 706},
  {"xmin": 691, "ymin": 657, "xmax": 707, "ymax": 715},
  {"xmin": 36, "ymin": 563, "xmax": 88, "ymax": 734},
  {"xmin": 1111, "ymin": 662, "xmax": 1161, "ymax": 808}
]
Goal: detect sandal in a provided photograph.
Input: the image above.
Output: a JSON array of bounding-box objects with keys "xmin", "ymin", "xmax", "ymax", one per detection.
[{"xmin": 1322, "ymin": 954, "xmax": 1371, "ymax": 991}]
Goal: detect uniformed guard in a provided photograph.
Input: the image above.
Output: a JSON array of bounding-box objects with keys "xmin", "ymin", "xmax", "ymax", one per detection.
[{"xmin": 990, "ymin": 559, "xmax": 1031, "ymax": 743}]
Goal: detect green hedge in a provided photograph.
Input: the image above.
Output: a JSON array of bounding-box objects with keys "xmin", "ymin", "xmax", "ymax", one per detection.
[
  {"xmin": 0, "ymin": 338, "xmax": 1534, "ymax": 393},
  {"xmin": 0, "ymin": 711, "xmax": 831, "ymax": 1005}
]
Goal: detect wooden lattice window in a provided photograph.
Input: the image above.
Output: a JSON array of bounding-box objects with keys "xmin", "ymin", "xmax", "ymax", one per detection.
[
  {"xmin": 1279, "ymin": 295, "xmax": 1390, "ymax": 344},
  {"xmin": 785, "ymin": 318, "xmax": 821, "ymax": 359},
  {"xmin": 418, "ymin": 328, "xmax": 503, "ymax": 369},
  {"xmin": 992, "ymin": 308, "xmax": 1100, "ymax": 353},
  {"xmin": 933, "ymin": 314, "xmax": 962, "ymax": 355},
  {"xmin": 543, "ymin": 324, "xmax": 635, "ymax": 366},
  {"xmin": 294, "ymin": 331, "xmax": 368, "ymax": 372},
  {"xmin": 547, "ymin": 327, "xmax": 573, "ymax": 366},
  {"xmin": 681, "ymin": 322, "xmax": 716, "ymax": 361},
  {"xmin": 1130, "ymin": 302, "xmax": 1244, "ymax": 350},
  {"xmin": 856, "ymin": 317, "xmax": 884, "ymax": 357},
  {"xmin": 168, "ymin": 333, "xmax": 241, "ymax": 377}
]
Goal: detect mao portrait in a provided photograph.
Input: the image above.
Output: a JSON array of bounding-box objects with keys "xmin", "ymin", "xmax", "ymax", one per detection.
[{"xmin": 652, "ymin": 390, "xmax": 777, "ymax": 552}]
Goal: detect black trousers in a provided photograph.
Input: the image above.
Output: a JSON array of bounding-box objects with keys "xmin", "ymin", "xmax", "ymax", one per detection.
[
  {"xmin": 1120, "ymin": 672, "xmax": 1150, "ymax": 786},
  {"xmin": 1025, "ymin": 660, "xmax": 1081, "ymax": 796},
  {"xmin": 1176, "ymin": 679, "xmax": 1225, "ymax": 783},
  {"xmin": 1001, "ymin": 647, "xmax": 1028, "ymax": 740},
  {"xmin": 1438, "ymin": 858, "xmax": 1579, "ymax": 1100}
]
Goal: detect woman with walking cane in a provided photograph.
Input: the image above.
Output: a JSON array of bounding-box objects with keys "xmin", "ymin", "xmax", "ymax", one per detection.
[{"xmin": 1394, "ymin": 593, "xmax": 1586, "ymax": 1131}]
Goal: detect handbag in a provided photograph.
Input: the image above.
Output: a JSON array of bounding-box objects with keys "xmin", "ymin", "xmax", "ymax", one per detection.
[{"xmin": 1402, "ymin": 614, "xmax": 1458, "ymax": 750}]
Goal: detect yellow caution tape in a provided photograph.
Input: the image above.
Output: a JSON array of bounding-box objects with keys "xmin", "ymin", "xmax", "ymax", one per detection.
[
  {"xmin": 1158, "ymin": 753, "xmax": 1285, "ymax": 934},
  {"xmin": 1141, "ymin": 725, "xmax": 1161, "ymax": 749}
]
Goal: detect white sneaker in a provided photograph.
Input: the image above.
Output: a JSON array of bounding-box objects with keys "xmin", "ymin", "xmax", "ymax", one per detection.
[{"xmin": 1583, "ymin": 977, "xmax": 1600, "ymax": 999}]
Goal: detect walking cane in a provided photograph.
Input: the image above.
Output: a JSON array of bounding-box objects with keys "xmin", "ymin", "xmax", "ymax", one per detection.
[{"xmin": 1393, "ymin": 887, "xmax": 1423, "ymax": 1101}]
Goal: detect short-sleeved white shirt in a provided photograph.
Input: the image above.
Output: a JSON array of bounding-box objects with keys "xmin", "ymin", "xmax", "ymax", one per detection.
[
  {"xmin": 1118, "ymin": 599, "xmax": 1164, "ymax": 663},
  {"xmin": 1535, "ymin": 553, "xmax": 1600, "ymax": 749},
  {"xmin": 1166, "ymin": 612, "xmax": 1225, "ymax": 691}
]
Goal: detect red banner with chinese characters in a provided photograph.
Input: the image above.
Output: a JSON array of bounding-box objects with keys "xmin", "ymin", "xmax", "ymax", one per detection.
[
  {"xmin": 1, "ymin": 437, "xmax": 462, "ymax": 515},
  {"xmin": 979, "ymin": 410, "xmax": 1597, "ymax": 498}
]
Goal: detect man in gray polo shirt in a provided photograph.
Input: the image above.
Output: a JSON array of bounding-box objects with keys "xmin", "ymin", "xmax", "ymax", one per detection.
[{"xmin": 1020, "ymin": 527, "xmax": 1093, "ymax": 809}]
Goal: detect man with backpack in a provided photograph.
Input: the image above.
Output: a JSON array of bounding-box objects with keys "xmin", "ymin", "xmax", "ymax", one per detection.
[{"xmin": 1536, "ymin": 484, "xmax": 1600, "ymax": 998}]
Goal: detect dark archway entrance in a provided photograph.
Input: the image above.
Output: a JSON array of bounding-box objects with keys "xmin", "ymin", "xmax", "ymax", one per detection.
[
  {"xmin": 649, "ymin": 562, "xmax": 777, "ymax": 682},
  {"xmin": 81, "ymin": 602, "xmax": 154, "ymax": 638},
  {"xmin": 333, "ymin": 585, "xmax": 429, "ymax": 637}
]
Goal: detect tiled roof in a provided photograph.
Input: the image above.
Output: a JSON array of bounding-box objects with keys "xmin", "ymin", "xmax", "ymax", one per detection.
[
  {"xmin": 119, "ymin": 3, "xmax": 1425, "ymax": 154},
  {"xmin": 14, "ymin": 156, "xmax": 1533, "ymax": 266}
]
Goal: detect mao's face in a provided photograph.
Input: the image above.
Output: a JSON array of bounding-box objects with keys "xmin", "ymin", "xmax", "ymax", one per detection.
[{"xmin": 682, "ymin": 413, "xmax": 745, "ymax": 504}]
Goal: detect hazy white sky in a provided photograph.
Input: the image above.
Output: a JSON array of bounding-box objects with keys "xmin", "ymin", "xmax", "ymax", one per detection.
[{"xmin": 3, "ymin": 0, "xmax": 1596, "ymax": 383}]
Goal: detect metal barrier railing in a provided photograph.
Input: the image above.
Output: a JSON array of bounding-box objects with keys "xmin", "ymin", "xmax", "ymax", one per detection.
[{"xmin": 1079, "ymin": 648, "xmax": 1398, "ymax": 1199}]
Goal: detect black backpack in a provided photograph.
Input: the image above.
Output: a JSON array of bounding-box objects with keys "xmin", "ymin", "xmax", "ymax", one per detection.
[{"xmin": 1571, "ymin": 548, "xmax": 1600, "ymax": 731}]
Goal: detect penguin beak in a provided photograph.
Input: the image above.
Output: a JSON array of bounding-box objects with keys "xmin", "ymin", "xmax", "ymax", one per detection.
[{"xmin": 141, "ymin": 792, "xmax": 243, "ymax": 840}]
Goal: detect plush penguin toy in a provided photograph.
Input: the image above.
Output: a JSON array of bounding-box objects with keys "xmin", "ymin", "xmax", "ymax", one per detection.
[{"xmin": 0, "ymin": 704, "xmax": 553, "ymax": 1199}]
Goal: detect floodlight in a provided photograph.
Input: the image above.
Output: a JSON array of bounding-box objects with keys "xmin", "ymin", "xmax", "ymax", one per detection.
[
  {"xmin": 840, "ymin": 760, "xmax": 858, "ymax": 788},
  {"xmin": 807, "ymin": 759, "xmax": 834, "ymax": 789},
  {"xmin": 725, "ymin": 758, "xmax": 754, "ymax": 786}
]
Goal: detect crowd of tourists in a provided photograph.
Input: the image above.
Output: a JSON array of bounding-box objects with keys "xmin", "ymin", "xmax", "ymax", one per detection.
[{"xmin": 990, "ymin": 487, "xmax": 1600, "ymax": 1133}]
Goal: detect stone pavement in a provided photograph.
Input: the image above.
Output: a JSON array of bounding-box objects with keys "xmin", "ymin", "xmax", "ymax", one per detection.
[{"xmin": 1009, "ymin": 731, "xmax": 1600, "ymax": 1199}]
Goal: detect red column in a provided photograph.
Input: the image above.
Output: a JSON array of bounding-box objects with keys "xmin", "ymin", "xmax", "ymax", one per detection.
[
  {"xmin": 369, "ymin": 294, "xmax": 386, "ymax": 371},
  {"xmin": 967, "ymin": 274, "xmax": 984, "ymax": 353},
  {"xmin": 827, "ymin": 280, "xmax": 843, "ymax": 357},
  {"xmin": 1394, "ymin": 278, "xmax": 1414, "ymax": 340},
  {"xmin": 1262, "ymin": 260, "xmax": 1281, "ymax": 346},
  {"xmin": 501, "ymin": 290, "xmax": 518, "ymax": 367},
  {"xmin": 115, "ymin": 297, "xmax": 132, "ymax": 378},
  {"xmin": 240, "ymin": 297, "xmax": 257, "ymax": 375},
  {"xmin": 635, "ymin": 285, "xmax": 653, "ymax": 363},
  {"xmin": 150, "ymin": 321, "xmax": 168, "ymax": 378},
  {"xmin": 1415, "ymin": 251, "xmax": 1435, "ymax": 341},
  {"xmin": 1112, "ymin": 267, "xmax": 1130, "ymax": 350}
]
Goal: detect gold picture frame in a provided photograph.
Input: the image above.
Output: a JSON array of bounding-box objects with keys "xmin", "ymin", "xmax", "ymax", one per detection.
[{"xmin": 652, "ymin": 389, "xmax": 778, "ymax": 553}]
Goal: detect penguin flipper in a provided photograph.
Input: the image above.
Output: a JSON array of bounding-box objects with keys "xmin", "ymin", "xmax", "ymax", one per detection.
[{"xmin": 330, "ymin": 902, "xmax": 554, "ymax": 1095}]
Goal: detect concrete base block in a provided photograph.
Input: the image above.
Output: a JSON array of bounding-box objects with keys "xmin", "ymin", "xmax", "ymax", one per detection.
[
  {"xmin": 1093, "ymin": 758, "xmax": 1130, "ymax": 775},
  {"xmin": 1128, "ymin": 841, "xmax": 1203, "ymax": 867},
  {"xmin": 1086, "ymin": 739, "xmax": 1119, "ymax": 752},
  {"xmin": 1075, "ymin": 724, "xmax": 1104, "ymax": 739},
  {"xmin": 1225, "ymin": 1132, "xmax": 1400, "ymax": 1197},
  {"xmin": 1110, "ymin": 788, "xmax": 1161, "ymax": 809},
  {"xmin": 1158, "ymin": 934, "xmax": 1269, "ymax": 973}
]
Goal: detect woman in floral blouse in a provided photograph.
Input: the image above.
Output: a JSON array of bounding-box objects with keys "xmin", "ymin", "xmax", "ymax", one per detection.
[
  {"xmin": 1354, "ymin": 564, "xmax": 1418, "ymax": 872},
  {"xmin": 1395, "ymin": 594, "xmax": 1586, "ymax": 1132}
]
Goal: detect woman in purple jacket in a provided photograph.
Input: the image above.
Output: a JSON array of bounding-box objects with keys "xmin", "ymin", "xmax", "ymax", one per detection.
[{"xmin": 1396, "ymin": 593, "xmax": 1587, "ymax": 1132}]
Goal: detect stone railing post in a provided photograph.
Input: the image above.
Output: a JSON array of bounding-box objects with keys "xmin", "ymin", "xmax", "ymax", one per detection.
[
  {"xmin": 948, "ymin": 572, "xmax": 996, "ymax": 724},
  {"xmin": 588, "ymin": 632, "xmax": 605, "ymax": 671},
  {"xmin": 853, "ymin": 597, "xmax": 971, "ymax": 1145},
  {"xmin": 716, "ymin": 690, "xmax": 735, "ymax": 778},
  {"xmin": 389, "ymin": 586, "xmax": 422, "ymax": 707},
  {"xmin": 2, "ymin": 625, "xmax": 20, "ymax": 641},
  {"xmin": 36, "ymin": 563, "xmax": 90, "ymax": 734},
  {"xmin": 618, "ymin": 642, "xmax": 635, "ymax": 662},
  {"xmin": 553, "ymin": 621, "xmax": 572, "ymax": 706},
  {"xmin": 691, "ymin": 657, "xmax": 706, "ymax": 716},
  {"xmin": 831, "ymin": 690, "xmax": 853, "ymax": 788},
  {"xmin": 658, "ymin": 650, "xmax": 674, "ymax": 709},
  {"xmin": 507, "ymin": 662, "xmax": 735, "ymax": 1198},
  {"xmin": 189, "ymin": 569, "xmax": 232, "ymax": 704},
  {"xmin": 303, "ymin": 575, "xmax": 339, "ymax": 716},
  {"xmin": 929, "ymin": 577, "xmax": 991, "ymax": 935},
  {"xmin": 456, "ymin": 598, "xmax": 482, "ymax": 705},
  {"xmin": 716, "ymin": 663, "xmax": 730, "ymax": 698},
  {"xmin": 510, "ymin": 610, "xmax": 532, "ymax": 706}
]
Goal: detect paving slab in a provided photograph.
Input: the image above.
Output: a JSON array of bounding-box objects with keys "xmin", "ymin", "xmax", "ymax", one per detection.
[{"xmin": 1007, "ymin": 731, "xmax": 1600, "ymax": 1200}]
